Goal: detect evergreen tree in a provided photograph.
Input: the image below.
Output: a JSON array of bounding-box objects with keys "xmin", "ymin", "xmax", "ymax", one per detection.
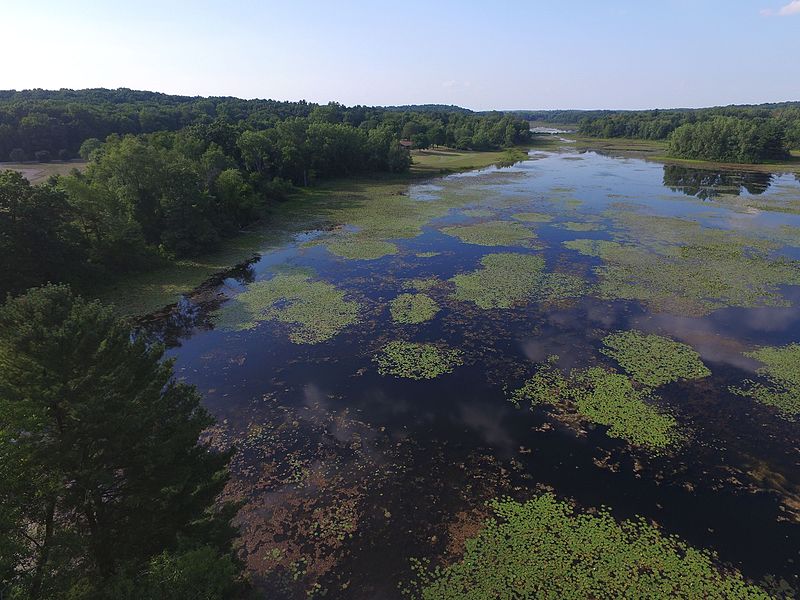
[{"xmin": 0, "ymin": 285, "xmax": 244, "ymax": 599}]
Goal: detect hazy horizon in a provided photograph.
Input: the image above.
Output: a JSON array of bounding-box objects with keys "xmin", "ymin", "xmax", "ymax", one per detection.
[{"xmin": 2, "ymin": 0, "xmax": 799, "ymax": 111}]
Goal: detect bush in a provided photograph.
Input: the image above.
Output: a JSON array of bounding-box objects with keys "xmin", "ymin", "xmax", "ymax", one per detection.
[{"xmin": 34, "ymin": 149, "xmax": 52, "ymax": 162}]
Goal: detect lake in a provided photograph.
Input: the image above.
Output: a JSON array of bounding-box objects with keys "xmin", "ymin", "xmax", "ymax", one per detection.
[{"xmin": 149, "ymin": 148, "xmax": 800, "ymax": 598}]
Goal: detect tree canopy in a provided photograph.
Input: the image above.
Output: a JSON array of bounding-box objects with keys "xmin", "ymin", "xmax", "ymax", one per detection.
[{"xmin": 0, "ymin": 285, "xmax": 245, "ymax": 599}]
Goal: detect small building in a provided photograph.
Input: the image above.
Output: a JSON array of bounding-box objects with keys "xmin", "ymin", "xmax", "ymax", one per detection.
[{"xmin": 399, "ymin": 139, "xmax": 413, "ymax": 151}]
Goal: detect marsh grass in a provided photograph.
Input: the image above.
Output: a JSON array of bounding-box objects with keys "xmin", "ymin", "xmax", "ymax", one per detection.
[
  {"xmin": 601, "ymin": 330, "xmax": 711, "ymax": 387},
  {"xmin": 374, "ymin": 341, "xmax": 463, "ymax": 379},
  {"xmin": 731, "ymin": 343, "xmax": 800, "ymax": 419},
  {"xmin": 215, "ymin": 272, "xmax": 360, "ymax": 343},
  {"xmin": 409, "ymin": 494, "xmax": 771, "ymax": 600}
]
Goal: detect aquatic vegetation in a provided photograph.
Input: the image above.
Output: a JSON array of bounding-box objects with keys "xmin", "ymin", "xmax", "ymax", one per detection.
[
  {"xmin": 461, "ymin": 208, "xmax": 494, "ymax": 217},
  {"xmin": 409, "ymin": 494, "xmax": 771, "ymax": 600},
  {"xmin": 215, "ymin": 273, "xmax": 360, "ymax": 343},
  {"xmin": 416, "ymin": 251, "xmax": 441, "ymax": 258},
  {"xmin": 731, "ymin": 343, "xmax": 800, "ymax": 419},
  {"xmin": 451, "ymin": 253, "xmax": 587, "ymax": 309},
  {"xmin": 511, "ymin": 362, "xmax": 678, "ymax": 450},
  {"xmin": 374, "ymin": 341, "xmax": 464, "ymax": 379},
  {"xmin": 389, "ymin": 294, "xmax": 440, "ymax": 324},
  {"xmin": 511, "ymin": 212, "xmax": 554, "ymax": 223},
  {"xmin": 601, "ymin": 330, "xmax": 711, "ymax": 387},
  {"xmin": 324, "ymin": 236, "xmax": 398, "ymax": 260},
  {"xmin": 564, "ymin": 224, "xmax": 800, "ymax": 315},
  {"xmin": 440, "ymin": 220, "xmax": 536, "ymax": 247},
  {"xmin": 401, "ymin": 277, "xmax": 441, "ymax": 292},
  {"xmin": 555, "ymin": 221, "xmax": 605, "ymax": 232}
]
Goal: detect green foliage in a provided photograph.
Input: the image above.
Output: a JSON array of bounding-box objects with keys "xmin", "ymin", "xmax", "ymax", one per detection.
[
  {"xmin": 450, "ymin": 253, "xmax": 587, "ymax": 309},
  {"xmin": 0, "ymin": 90, "xmax": 532, "ymax": 299},
  {"xmin": 601, "ymin": 330, "xmax": 711, "ymax": 387},
  {"xmin": 0, "ymin": 285, "xmax": 241, "ymax": 598},
  {"xmin": 409, "ymin": 494, "xmax": 771, "ymax": 599},
  {"xmin": 0, "ymin": 170, "xmax": 85, "ymax": 295},
  {"xmin": 0, "ymin": 88, "xmax": 530, "ymax": 165},
  {"xmin": 510, "ymin": 362, "xmax": 678, "ymax": 450},
  {"xmin": 104, "ymin": 546, "xmax": 245, "ymax": 600},
  {"xmin": 576, "ymin": 101, "xmax": 800, "ymax": 163},
  {"xmin": 374, "ymin": 341, "xmax": 463, "ymax": 379},
  {"xmin": 440, "ymin": 220, "xmax": 536, "ymax": 247},
  {"xmin": 215, "ymin": 272, "xmax": 360, "ymax": 343},
  {"xmin": 667, "ymin": 117, "xmax": 789, "ymax": 163},
  {"xmin": 389, "ymin": 293, "xmax": 440, "ymax": 324},
  {"xmin": 730, "ymin": 344, "xmax": 800, "ymax": 419}
]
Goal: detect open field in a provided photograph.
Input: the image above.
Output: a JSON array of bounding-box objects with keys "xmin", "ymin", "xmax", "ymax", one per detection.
[{"xmin": 0, "ymin": 160, "xmax": 88, "ymax": 183}]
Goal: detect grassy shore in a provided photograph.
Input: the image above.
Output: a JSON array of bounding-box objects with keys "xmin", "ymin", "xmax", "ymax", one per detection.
[
  {"xmin": 95, "ymin": 147, "xmax": 531, "ymax": 316},
  {"xmin": 564, "ymin": 135, "xmax": 800, "ymax": 173},
  {"xmin": 409, "ymin": 147, "xmax": 528, "ymax": 175}
]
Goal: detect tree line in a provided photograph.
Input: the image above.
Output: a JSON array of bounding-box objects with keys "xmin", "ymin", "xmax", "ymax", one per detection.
[
  {"xmin": 0, "ymin": 88, "xmax": 530, "ymax": 161},
  {"xmin": 573, "ymin": 102, "xmax": 800, "ymax": 163},
  {"xmin": 0, "ymin": 92, "xmax": 530, "ymax": 298}
]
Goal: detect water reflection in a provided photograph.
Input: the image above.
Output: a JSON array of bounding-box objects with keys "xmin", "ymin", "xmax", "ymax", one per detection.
[{"xmin": 663, "ymin": 164, "xmax": 773, "ymax": 199}]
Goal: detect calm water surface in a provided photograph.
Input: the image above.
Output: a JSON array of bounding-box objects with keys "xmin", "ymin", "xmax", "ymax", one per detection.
[{"xmin": 151, "ymin": 149, "xmax": 800, "ymax": 598}]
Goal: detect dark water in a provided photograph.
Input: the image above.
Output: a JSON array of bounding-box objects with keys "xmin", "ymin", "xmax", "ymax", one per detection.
[{"xmin": 150, "ymin": 150, "xmax": 800, "ymax": 598}]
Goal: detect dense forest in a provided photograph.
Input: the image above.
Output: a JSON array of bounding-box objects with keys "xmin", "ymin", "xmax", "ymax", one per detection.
[
  {"xmin": 0, "ymin": 89, "xmax": 529, "ymax": 161},
  {"xmin": 513, "ymin": 103, "xmax": 800, "ymax": 163},
  {"xmin": 573, "ymin": 102, "xmax": 800, "ymax": 163},
  {"xmin": 0, "ymin": 88, "xmax": 531, "ymax": 298}
]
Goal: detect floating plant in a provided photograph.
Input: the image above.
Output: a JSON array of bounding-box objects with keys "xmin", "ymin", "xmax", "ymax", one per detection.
[
  {"xmin": 601, "ymin": 330, "xmax": 711, "ymax": 388},
  {"xmin": 215, "ymin": 272, "xmax": 360, "ymax": 343},
  {"xmin": 510, "ymin": 360, "xmax": 679, "ymax": 450},
  {"xmin": 374, "ymin": 341, "xmax": 463, "ymax": 379},
  {"xmin": 731, "ymin": 343, "xmax": 800, "ymax": 420},
  {"xmin": 451, "ymin": 253, "xmax": 588, "ymax": 309},
  {"xmin": 389, "ymin": 294, "xmax": 440, "ymax": 324},
  {"xmin": 409, "ymin": 494, "xmax": 771, "ymax": 599},
  {"xmin": 440, "ymin": 220, "xmax": 536, "ymax": 247}
]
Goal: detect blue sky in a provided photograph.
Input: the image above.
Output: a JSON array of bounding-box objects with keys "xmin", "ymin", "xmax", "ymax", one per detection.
[{"xmin": 1, "ymin": 0, "xmax": 798, "ymax": 110}]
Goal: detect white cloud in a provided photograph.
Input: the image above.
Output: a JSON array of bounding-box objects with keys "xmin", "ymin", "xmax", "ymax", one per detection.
[
  {"xmin": 762, "ymin": 0, "xmax": 800, "ymax": 16},
  {"xmin": 780, "ymin": 0, "xmax": 800, "ymax": 13}
]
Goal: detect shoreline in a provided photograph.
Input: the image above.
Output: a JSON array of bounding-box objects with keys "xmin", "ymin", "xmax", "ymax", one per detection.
[
  {"xmin": 94, "ymin": 147, "xmax": 531, "ymax": 317},
  {"xmin": 551, "ymin": 134, "xmax": 800, "ymax": 173}
]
